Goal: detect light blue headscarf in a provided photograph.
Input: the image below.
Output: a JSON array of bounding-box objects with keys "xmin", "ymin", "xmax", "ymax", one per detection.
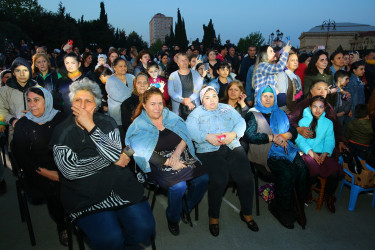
[{"xmin": 25, "ymin": 87, "xmax": 59, "ymax": 124}]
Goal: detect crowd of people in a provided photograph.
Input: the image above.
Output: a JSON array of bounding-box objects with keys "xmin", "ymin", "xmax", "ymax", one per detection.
[{"xmin": 0, "ymin": 38, "xmax": 374, "ymax": 249}]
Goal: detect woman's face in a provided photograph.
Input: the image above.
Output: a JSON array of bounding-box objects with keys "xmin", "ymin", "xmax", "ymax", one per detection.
[
  {"xmin": 353, "ymin": 65, "xmax": 365, "ymax": 77},
  {"xmin": 13, "ymin": 65, "xmax": 30, "ymax": 85},
  {"xmin": 315, "ymin": 54, "xmax": 328, "ymax": 71},
  {"xmin": 135, "ymin": 75, "xmax": 149, "ymax": 95},
  {"xmin": 286, "ymin": 54, "xmax": 299, "ymax": 72},
  {"xmin": 202, "ymin": 90, "xmax": 219, "ymax": 111},
  {"xmin": 143, "ymin": 94, "xmax": 163, "ymax": 120},
  {"xmin": 197, "ymin": 65, "xmax": 206, "ymax": 77},
  {"xmin": 331, "ymin": 53, "xmax": 344, "ymax": 67},
  {"xmin": 343, "ymin": 55, "xmax": 350, "ymax": 66},
  {"xmin": 98, "ymin": 57, "xmax": 106, "ymax": 65},
  {"xmin": 267, "ymin": 47, "xmax": 275, "ymax": 62},
  {"xmin": 147, "ymin": 66, "xmax": 159, "ymax": 80},
  {"xmin": 27, "ymin": 91, "xmax": 45, "ymax": 117},
  {"xmin": 140, "ymin": 54, "xmax": 150, "ymax": 65},
  {"xmin": 2, "ymin": 72, "xmax": 11, "ymax": 84},
  {"xmin": 349, "ymin": 54, "xmax": 354, "ymax": 64},
  {"xmin": 177, "ymin": 55, "xmax": 189, "ymax": 70},
  {"xmin": 109, "ymin": 53, "xmax": 118, "ymax": 63},
  {"xmin": 113, "ymin": 60, "xmax": 127, "ymax": 75},
  {"xmin": 228, "ymin": 84, "xmax": 242, "ymax": 101},
  {"xmin": 310, "ymin": 100, "xmax": 325, "ymax": 119},
  {"xmin": 161, "ymin": 55, "xmax": 168, "ymax": 65},
  {"xmin": 35, "ymin": 57, "xmax": 48, "ymax": 73},
  {"xmin": 208, "ymin": 51, "xmax": 216, "ymax": 61},
  {"xmin": 85, "ymin": 55, "xmax": 93, "ymax": 64},
  {"xmin": 190, "ymin": 57, "xmax": 198, "ymax": 68},
  {"xmin": 72, "ymin": 90, "xmax": 96, "ymax": 113},
  {"xmin": 260, "ymin": 92, "xmax": 274, "ymax": 108},
  {"xmin": 64, "ymin": 57, "xmax": 80, "ymax": 73},
  {"xmin": 310, "ymin": 82, "xmax": 328, "ymax": 98}
]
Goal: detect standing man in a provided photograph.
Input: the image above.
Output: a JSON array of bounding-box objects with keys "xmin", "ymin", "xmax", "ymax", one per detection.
[
  {"xmin": 226, "ymin": 46, "xmax": 240, "ymax": 75},
  {"xmin": 239, "ymin": 45, "xmax": 256, "ymax": 83},
  {"xmin": 364, "ymin": 50, "xmax": 375, "ymax": 102},
  {"xmin": 216, "ymin": 45, "xmax": 228, "ymax": 62}
]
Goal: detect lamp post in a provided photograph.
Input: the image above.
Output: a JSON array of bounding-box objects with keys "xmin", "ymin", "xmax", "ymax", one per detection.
[
  {"xmin": 321, "ymin": 19, "xmax": 336, "ymax": 50},
  {"xmin": 268, "ymin": 32, "xmax": 274, "ymax": 45}
]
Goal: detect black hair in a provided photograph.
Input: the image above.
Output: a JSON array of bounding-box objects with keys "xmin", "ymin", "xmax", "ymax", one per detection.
[
  {"xmin": 64, "ymin": 52, "xmax": 80, "ymax": 63},
  {"xmin": 26, "ymin": 87, "xmax": 45, "ymax": 99},
  {"xmin": 82, "ymin": 51, "xmax": 92, "ymax": 62},
  {"xmin": 309, "ymin": 95, "xmax": 327, "ymax": 138},
  {"xmin": 308, "ymin": 80, "xmax": 328, "ymax": 97},
  {"xmin": 147, "ymin": 61, "xmax": 159, "ymax": 70},
  {"xmin": 334, "ymin": 70, "xmax": 350, "ymax": 83},
  {"xmin": 218, "ymin": 45, "xmax": 227, "ymax": 53},
  {"xmin": 363, "ymin": 50, "xmax": 374, "ymax": 58},
  {"xmin": 350, "ymin": 60, "xmax": 365, "ymax": 74},
  {"xmin": 94, "ymin": 65, "xmax": 113, "ymax": 78},
  {"xmin": 329, "ymin": 50, "xmax": 343, "ymax": 62},
  {"xmin": 189, "ymin": 54, "xmax": 198, "ymax": 62},
  {"xmin": 112, "ymin": 57, "xmax": 126, "ymax": 68},
  {"xmin": 354, "ymin": 104, "xmax": 368, "ymax": 119},
  {"xmin": 305, "ymin": 50, "xmax": 331, "ymax": 76},
  {"xmin": 298, "ymin": 53, "xmax": 311, "ymax": 64}
]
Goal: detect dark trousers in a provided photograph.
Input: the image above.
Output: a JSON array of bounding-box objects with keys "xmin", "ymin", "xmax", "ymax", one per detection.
[
  {"xmin": 197, "ymin": 146, "xmax": 254, "ymax": 218},
  {"xmin": 268, "ymin": 154, "xmax": 308, "ymax": 210}
]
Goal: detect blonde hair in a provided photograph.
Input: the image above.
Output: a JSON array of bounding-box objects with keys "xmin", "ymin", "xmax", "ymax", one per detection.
[{"xmin": 32, "ymin": 53, "xmax": 51, "ymax": 77}]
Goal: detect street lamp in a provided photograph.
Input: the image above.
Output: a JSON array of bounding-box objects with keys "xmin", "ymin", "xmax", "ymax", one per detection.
[
  {"xmin": 321, "ymin": 19, "xmax": 336, "ymax": 50},
  {"xmin": 268, "ymin": 32, "xmax": 274, "ymax": 45}
]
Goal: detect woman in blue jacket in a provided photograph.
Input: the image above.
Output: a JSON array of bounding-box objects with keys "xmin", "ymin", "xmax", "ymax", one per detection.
[
  {"xmin": 295, "ymin": 95, "xmax": 342, "ymax": 213},
  {"xmin": 186, "ymin": 86, "xmax": 258, "ymax": 237},
  {"xmin": 125, "ymin": 87, "xmax": 208, "ymax": 236}
]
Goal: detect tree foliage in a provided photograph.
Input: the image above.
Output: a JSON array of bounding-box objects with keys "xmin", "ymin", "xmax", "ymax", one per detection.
[
  {"xmin": 174, "ymin": 8, "xmax": 188, "ymax": 50},
  {"xmin": 149, "ymin": 39, "xmax": 163, "ymax": 55},
  {"xmin": 164, "ymin": 25, "xmax": 175, "ymax": 49},
  {"xmin": 237, "ymin": 32, "xmax": 265, "ymax": 53},
  {"xmin": 202, "ymin": 19, "xmax": 216, "ymax": 50}
]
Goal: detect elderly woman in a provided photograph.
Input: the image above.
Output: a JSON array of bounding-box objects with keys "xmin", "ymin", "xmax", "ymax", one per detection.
[
  {"xmin": 13, "ymin": 87, "xmax": 67, "ymax": 245},
  {"xmin": 0, "ymin": 57, "xmax": 37, "ymax": 144},
  {"xmin": 244, "ymin": 85, "xmax": 307, "ymax": 229},
  {"xmin": 275, "ymin": 52, "xmax": 303, "ymax": 113},
  {"xmin": 126, "ymin": 87, "xmax": 208, "ymax": 236},
  {"xmin": 106, "ymin": 57, "xmax": 135, "ymax": 141},
  {"xmin": 121, "ymin": 73, "xmax": 149, "ymax": 134},
  {"xmin": 168, "ymin": 53, "xmax": 203, "ymax": 119},
  {"xmin": 50, "ymin": 78, "xmax": 155, "ymax": 249},
  {"xmin": 186, "ymin": 86, "xmax": 258, "ymax": 237}
]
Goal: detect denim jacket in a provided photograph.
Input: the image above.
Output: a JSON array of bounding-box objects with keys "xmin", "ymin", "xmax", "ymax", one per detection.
[
  {"xmin": 186, "ymin": 103, "xmax": 246, "ymax": 153},
  {"xmin": 208, "ymin": 77, "xmax": 232, "ymax": 93},
  {"xmin": 125, "ymin": 108, "xmax": 198, "ymax": 173}
]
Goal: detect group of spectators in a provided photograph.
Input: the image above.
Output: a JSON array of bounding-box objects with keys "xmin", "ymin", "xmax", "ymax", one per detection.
[{"xmin": 0, "ymin": 38, "xmax": 374, "ymax": 249}]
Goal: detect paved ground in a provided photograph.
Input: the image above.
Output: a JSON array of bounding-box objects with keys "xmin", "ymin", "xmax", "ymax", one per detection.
[{"xmin": 0, "ymin": 164, "xmax": 374, "ymax": 250}]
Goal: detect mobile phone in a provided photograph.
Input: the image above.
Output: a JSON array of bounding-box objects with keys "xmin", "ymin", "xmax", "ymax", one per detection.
[
  {"xmin": 285, "ymin": 36, "xmax": 291, "ymax": 44},
  {"xmin": 151, "ymin": 83, "xmax": 161, "ymax": 88},
  {"xmin": 197, "ymin": 55, "xmax": 202, "ymax": 61},
  {"xmin": 317, "ymin": 45, "xmax": 325, "ymax": 50}
]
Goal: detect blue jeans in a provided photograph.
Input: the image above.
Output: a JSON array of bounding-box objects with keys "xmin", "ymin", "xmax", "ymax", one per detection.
[
  {"xmin": 166, "ymin": 174, "xmax": 209, "ymax": 223},
  {"xmin": 76, "ymin": 200, "xmax": 155, "ymax": 250}
]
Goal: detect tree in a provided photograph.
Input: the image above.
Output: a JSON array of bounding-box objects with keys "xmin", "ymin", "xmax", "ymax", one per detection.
[
  {"xmin": 174, "ymin": 8, "xmax": 188, "ymax": 50},
  {"xmin": 202, "ymin": 19, "xmax": 216, "ymax": 50},
  {"xmin": 165, "ymin": 25, "xmax": 174, "ymax": 48},
  {"xmin": 149, "ymin": 39, "xmax": 163, "ymax": 55},
  {"xmin": 237, "ymin": 32, "xmax": 265, "ymax": 53},
  {"xmin": 192, "ymin": 38, "xmax": 200, "ymax": 49},
  {"xmin": 99, "ymin": 1, "xmax": 108, "ymax": 25},
  {"xmin": 217, "ymin": 34, "xmax": 222, "ymax": 46},
  {"xmin": 126, "ymin": 31, "xmax": 148, "ymax": 51}
]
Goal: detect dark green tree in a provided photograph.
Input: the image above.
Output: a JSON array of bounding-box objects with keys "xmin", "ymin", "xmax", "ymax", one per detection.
[
  {"xmin": 174, "ymin": 8, "xmax": 188, "ymax": 50},
  {"xmin": 99, "ymin": 1, "xmax": 108, "ymax": 25},
  {"xmin": 237, "ymin": 32, "xmax": 265, "ymax": 53},
  {"xmin": 202, "ymin": 19, "xmax": 216, "ymax": 50},
  {"xmin": 192, "ymin": 38, "xmax": 200, "ymax": 49},
  {"xmin": 217, "ymin": 34, "xmax": 222, "ymax": 46},
  {"xmin": 165, "ymin": 25, "xmax": 174, "ymax": 48},
  {"xmin": 127, "ymin": 31, "xmax": 148, "ymax": 51},
  {"xmin": 149, "ymin": 39, "xmax": 163, "ymax": 55}
]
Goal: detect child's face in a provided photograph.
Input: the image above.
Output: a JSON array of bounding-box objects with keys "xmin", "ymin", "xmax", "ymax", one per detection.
[
  {"xmin": 217, "ymin": 67, "xmax": 229, "ymax": 78},
  {"xmin": 310, "ymin": 100, "xmax": 325, "ymax": 119},
  {"xmin": 339, "ymin": 76, "xmax": 349, "ymax": 87},
  {"xmin": 98, "ymin": 57, "xmax": 105, "ymax": 65},
  {"xmin": 148, "ymin": 67, "xmax": 159, "ymax": 79}
]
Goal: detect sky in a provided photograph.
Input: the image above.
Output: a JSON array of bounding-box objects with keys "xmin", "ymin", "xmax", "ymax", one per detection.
[{"xmin": 38, "ymin": 0, "xmax": 375, "ymax": 48}]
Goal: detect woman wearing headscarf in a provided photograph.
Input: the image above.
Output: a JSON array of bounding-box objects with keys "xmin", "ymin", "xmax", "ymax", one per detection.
[
  {"xmin": 244, "ymin": 85, "xmax": 307, "ymax": 229},
  {"xmin": 13, "ymin": 87, "xmax": 67, "ymax": 245}
]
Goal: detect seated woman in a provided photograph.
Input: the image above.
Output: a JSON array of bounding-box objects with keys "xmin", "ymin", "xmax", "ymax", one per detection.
[
  {"xmin": 186, "ymin": 86, "xmax": 258, "ymax": 237},
  {"xmin": 13, "ymin": 87, "xmax": 67, "ymax": 245},
  {"xmin": 121, "ymin": 72, "xmax": 149, "ymax": 134},
  {"xmin": 220, "ymin": 80, "xmax": 249, "ymax": 118},
  {"xmin": 125, "ymin": 87, "xmax": 208, "ymax": 236},
  {"xmin": 244, "ymin": 85, "xmax": 307, "ymax": 229},
  {"xmin": 295, "ymin": 96, "xmax": 343, "ymax": 213},
  {"xmin": 50, "ymin": 78, "xmax": 155, "ymax": 249}
]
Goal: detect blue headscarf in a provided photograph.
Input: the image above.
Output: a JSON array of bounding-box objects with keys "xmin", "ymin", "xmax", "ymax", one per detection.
[
  {"xmin": 25, "ymin": 87, "xmax": 59, "ymax": 124},
  {"xmin": 255, "ymin": 85, "xmax": 299, "ymax": 162}
]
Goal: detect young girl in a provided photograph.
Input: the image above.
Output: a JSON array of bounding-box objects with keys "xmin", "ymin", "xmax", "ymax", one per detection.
[
  {"xmin": 295, "ymin": 95, "xmax": 342, "ymax": 213},
  {"xmin": 146, "ymin": 61, "xmax": 169, "ymax": 104},
  {"xmin": 94, "ymin": 54, "xmax": 112, "ymax": 71}
]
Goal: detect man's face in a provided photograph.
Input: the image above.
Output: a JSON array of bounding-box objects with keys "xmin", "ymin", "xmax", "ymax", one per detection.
[
  {"xmin": 162, "ymin": 45, "xmax": 168, "ymax": 51},
  {"xmin": 229, "ymin": 48, "xmax": 235, "ymax": 57},
  {"xmin": 248, "ymin": 47, "xmax": 256, "ymax": 57},
  {"xmin": 222, "ymin": 48, "xmax": 228, "ymax": 57}
]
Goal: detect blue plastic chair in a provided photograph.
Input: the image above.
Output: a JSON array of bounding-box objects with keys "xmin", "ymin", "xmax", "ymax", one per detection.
[{"xmin": 338, "ymin": 157, "xmax": 375, "ymax": 211}]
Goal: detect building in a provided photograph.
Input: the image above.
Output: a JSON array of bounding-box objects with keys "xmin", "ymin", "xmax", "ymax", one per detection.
[
  {"xmin": 149, "ymin": 13, "xmax": 173, "ymax": 45},
  {"xmin": 299, "ymin": 22, "xmax": 375, "ymax": 54}
]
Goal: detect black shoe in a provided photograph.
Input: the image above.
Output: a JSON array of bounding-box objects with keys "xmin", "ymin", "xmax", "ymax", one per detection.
[
  {"xmin": 239, "ymin": 211, "xmax": 259, "ymax": 232},
  {"xmin": 268, "ymin": 203, "xmax": 294, "ymax": 229},
  {"xmin": 168, "ymin": 221, "xmax": 180, "ymax": 236},
  {"xmin": 59, "ymin": 230, "xmax": 69, "ymax": 247},
  {"xmin": 0, "ymin": 180, "xmax": 6, "ymax": 195},
  {"xmin": 181, "ymin": 210, "xmax": 192, "ymax": 226},
  {"xmin": 296, "ymin": 210, "xmax": 307, "ymax": 229},
  {"xmin": 325, "ymin": 195, "xmax": 336, "ymax": 213},
  {"xmin": 209, "ymin": 223, "xmax": 219, "ymax": 237}
]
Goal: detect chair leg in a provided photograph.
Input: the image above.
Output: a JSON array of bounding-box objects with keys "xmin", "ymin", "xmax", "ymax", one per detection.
[
  {"xmin": 76, "ymin": 227, "xmax": 86, "ymax": 250},
  {"xmin": 348, "ymin": 186, "xmax": 361, "ymax": 211},
  {"xmin": 372, "ymin": 190, "xmax": 375, "ymax": 207},
  {"xmin": 337, "ymin": 180, "xmax": 345, "ymax": 199},
  {"xmin": 16, "ymin": 180, "xmax": 25, "ymax": 222},
  {"xmin": 252, "ymin": 166, "xmax": 260, "ymax": 216},
  {"xmin": 293, "ymin": 188, "xmax": 305, "ymax": 229},
  {"xmin": 21, "ymin": 190, "xmax": 36, "ymax": 246},
  {"xmin": 194, "ymin": 204, "xmax": 199, "ymax": 221},
  {"xmin": 182, "ymin": 195, "xmax": 193, "ymax": 227},
  {"xmin": 150, "ymin": 186, "xmax": 158, "ymax": 211},
  {"xmin": 66, "ymin": 219, "xmax": 74, "ymax": 250},
  {"xmin": 316, "ymin": 178, "xmax": 326, "ymax": 210},
  {"xmin": 151, "ymin": 233, "xmax": 156, "ymax": 250}
]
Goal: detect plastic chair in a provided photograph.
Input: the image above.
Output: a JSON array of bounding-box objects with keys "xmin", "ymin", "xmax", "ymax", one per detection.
[{"xmin": 337, "ymin": 158, "xmax": 375, "ymax": 211}]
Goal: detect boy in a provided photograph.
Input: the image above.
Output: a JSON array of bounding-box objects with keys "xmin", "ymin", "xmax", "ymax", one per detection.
[{"xmin": 334, "ymin": 70, "xmax": 352, "ymax": 130}]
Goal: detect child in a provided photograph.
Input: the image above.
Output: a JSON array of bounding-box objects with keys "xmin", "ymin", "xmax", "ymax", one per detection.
[
  {"xmin": 146, "ymin": 61, "xmax": 169, "ymax": 104},
  {"xmin": 94, "ymin": 54, "xmax": 112, "ymax": 71},
  {"xmin": 334, "ymin": 70, "xmax": 352, "ymax": 130},
  {"xmin": 345, "ymin": 104, "xmax": 374, "ymax": 160},
  {"xmin": 208, "ymin": 61, "xmax": 232, "ymax": 99},
  {"xmin": 295, "ymin": 95, "xmax": 342, "ymax": 213}
]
